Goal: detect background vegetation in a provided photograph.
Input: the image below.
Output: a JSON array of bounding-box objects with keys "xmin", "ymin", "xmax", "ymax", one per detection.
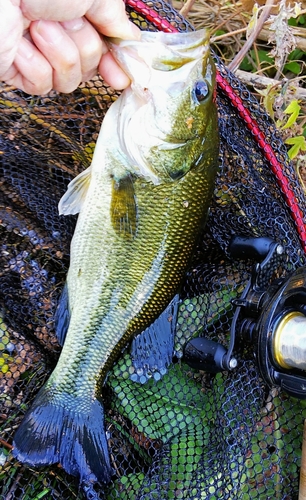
[{"xmin": 173, "ymin": 0, "xmax": 306, "ymax": 185}]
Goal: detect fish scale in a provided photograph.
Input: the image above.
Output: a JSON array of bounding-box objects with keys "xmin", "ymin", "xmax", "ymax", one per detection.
[{"xmin": 59, "ymin": 170, "xmax": 214, "ymax": 385}]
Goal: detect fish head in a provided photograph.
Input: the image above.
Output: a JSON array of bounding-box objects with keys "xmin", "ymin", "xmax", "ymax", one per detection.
[{"xmin": 107, "ymin": 29, "xmax": 219, "ymax": 184}]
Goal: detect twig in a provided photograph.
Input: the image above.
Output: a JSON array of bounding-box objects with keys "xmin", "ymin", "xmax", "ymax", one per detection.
[
  {"xmin": 210, "ymin": 4, "xmax": 247, "ymax": 36},
  {"xmin": 6, "ymin": 472, "xmax": 23, "ymax": 500},
  {"xmin": 212, "ymin": 27, "xmax": 247, "ymax": 43},
  {"xmin": 0, "ymin": 437, "xmax": 13, "ymax": 450},
  {"xmin": 179, "ymin": 0, "xmax": 197, "ymax": 17},
  {"xmin": 234, "ymin": 69, "xmax": 306, "ymax": 99},
  {"xmin": 228, "ymin": 0, "xmax": 278, "ymax": 72}
]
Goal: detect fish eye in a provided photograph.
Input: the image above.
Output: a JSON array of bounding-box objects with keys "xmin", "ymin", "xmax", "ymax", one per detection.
[{"xmin": 193, "ymin": 81, "xmax": 209, "ymax": 103}]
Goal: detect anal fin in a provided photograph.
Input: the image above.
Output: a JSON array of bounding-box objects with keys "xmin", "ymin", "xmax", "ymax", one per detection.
[{"xmin": 130, "ymin": 295, "xmax": 179, "ymax": 384}]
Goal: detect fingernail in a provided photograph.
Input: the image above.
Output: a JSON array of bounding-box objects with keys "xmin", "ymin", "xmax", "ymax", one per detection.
[
  {"xmin": 117, "ymin": 22, "xmax": 141, "ymax": 41},
  {"xmin": 17, "ymin": 37, "xmax": 34, "ymax": 60},
  {"xmin": 127, "ymin": 22, "xmax": 141, "ymax": 40},
  {"xmin": 61, "ymin": 18, "xmax": 85, "ymax": 32},
  {"xmin": 36, "ymin": 20, "xmax": 64, "ymax": 45}
]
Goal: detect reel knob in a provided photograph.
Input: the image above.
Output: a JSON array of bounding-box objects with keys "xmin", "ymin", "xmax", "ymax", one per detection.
[{"xmin": 183, "ymin": 337, "xmax": 237, "ymax": 373}]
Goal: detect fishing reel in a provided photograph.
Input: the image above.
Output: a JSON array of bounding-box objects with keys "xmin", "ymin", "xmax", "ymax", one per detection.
[{"xmin": 183, "ymin": 235, "xmax": 306, "ymax": 399}]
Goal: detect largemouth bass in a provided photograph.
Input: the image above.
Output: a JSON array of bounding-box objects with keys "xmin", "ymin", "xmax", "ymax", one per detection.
[{"xmin": 13, "ymin": 29, "xmax": 219, "ymax": 489}]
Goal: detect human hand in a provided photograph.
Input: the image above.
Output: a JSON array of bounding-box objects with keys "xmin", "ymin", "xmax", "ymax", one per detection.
[{"xmin": 0, "ymin": 0, "xmax": 140, "ymax": 95}]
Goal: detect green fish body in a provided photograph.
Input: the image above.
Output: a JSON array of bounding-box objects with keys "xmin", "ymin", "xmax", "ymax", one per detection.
[{"xmin": 13, "ymin": 29, "xmax": 219, "ymax": 488}]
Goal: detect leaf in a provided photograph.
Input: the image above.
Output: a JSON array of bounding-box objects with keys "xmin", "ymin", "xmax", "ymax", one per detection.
[
  {"xmin": 256, "ymin": 84, "xmax": 279, "ymax": 121},
  {"xmin": 284, "ymin": 61, "xmax": 301, "ymax": 75},
  {"xmin": 246, "ymin": 3, "xmax": 260, "ymax": 39},
  {"xmin": 280, "ymin": 99, "xmax": 301, "ymax": 129},
  {"xmin": 294, "ymin": 3, "xmax": 302, "ymax": 17},
  {"xmin": 239, "ymin": 56, "xmax": 253, "ymax": 72},
  {"xmin": 214, "ymin": 29, "xmax": 226, "ymax": 37},
  {"xmin": 285, "ymin": 135, "xmax": 306, "ymax": 159},
  {"xmin": 288, "ymin": 48, "xmax": 304, "ymax": 60}
]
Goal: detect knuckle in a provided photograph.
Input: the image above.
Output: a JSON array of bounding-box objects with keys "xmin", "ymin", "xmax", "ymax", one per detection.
[
  {"xmin": 37, "ymin": 66, "xmax": 53, "ymax": 85},
  {"xmin": 53, "ymin": 70, "xmax": 81, "ymax": 93},
  {"xmin": 58, "ymin": 47, "xmax": 80, "ymax": 73},
  {"xmin": 27, "ymin": 83, "xmax": 52, "ymax": 95}
]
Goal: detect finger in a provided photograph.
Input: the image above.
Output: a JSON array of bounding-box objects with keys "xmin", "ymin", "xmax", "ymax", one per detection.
[
  {"xmin": 2, "ymin": 62, "xmax": 41, "ymax": 95},
  {"xmin": 86, "ymin": 0, "xmax": 140, "ymax": 40},
  {"xmin": 61, "ymin": 17, "xmax": 102, "ymax": 81},
  {"xmin": 0, "ymin": 0, "xmax": 23, "ymax": 77},
  {"xmin": 98, "ymin": 52, "xmax": 131, "ymax": 90},
  {"xmin": 30, "ymin": 20, "xmax": 82, "ymax": 93},
  {"xmin": 20, "ymin": 0, "xmax": 94, "ymax": 22},
  {"xmin": 13, "ymin": 37, "xmax": 53, "ymax": 94},
  {"xmin": 2, "ymin": 61, "xmax": 51, "ymax": 95}
]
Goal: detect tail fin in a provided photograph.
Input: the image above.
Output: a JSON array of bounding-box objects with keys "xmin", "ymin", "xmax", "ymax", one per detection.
[{"xmin": 12, "ymin": 386, "xmax": 112, "ymax": 485}]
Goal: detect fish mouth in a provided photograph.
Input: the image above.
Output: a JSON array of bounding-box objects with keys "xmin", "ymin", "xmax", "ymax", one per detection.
[
  {"xmin": 138, "ymin": 29, "xmax": 210, "ymax": 58},
  {"xmin": 106, "ymin": 28, "xmax": 210, "ymax": 80}
]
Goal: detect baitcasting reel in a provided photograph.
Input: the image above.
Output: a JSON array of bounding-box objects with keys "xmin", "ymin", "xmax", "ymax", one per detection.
[{"xmin": 183, "ymin": 235, "xmax": 306, "ymax": 399}]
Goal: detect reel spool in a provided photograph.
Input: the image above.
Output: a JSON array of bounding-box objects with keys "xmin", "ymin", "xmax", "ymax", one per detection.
[{"xmin": 183, "ymin": 235, "xmax": 306, "ymax": 399}]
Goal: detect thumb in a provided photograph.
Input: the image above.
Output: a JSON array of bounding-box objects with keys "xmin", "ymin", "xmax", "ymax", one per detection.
[
  {"xmin": 86, "ymin": 0, "xmax": 140, "ymax": 40},
  {"xmin": 0, "ymin": 0, "xmax": 23, "ymax": 77}
]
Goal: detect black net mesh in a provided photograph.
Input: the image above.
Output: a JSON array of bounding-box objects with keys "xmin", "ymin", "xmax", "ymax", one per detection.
[{"xmin": 1, "ymin": 1, "xmax": 306, "ymax": 499}]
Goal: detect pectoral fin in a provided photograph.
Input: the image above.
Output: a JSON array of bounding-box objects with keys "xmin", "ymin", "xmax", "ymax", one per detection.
[
  {"xmin": 111, "ymin": 175, "xmax": 137, "ymax": 238},
  {"xmin": 58, "ymin": 166, "xmax": 92, "ymax": 216}
]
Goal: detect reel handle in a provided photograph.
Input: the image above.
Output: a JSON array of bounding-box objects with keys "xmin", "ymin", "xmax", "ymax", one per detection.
[{"xmin": 183, "ymin": 337, "xmax": 237, "ymax": 373}]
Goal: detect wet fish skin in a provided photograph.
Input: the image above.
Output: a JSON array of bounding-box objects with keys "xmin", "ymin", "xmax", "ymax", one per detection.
[{"xmin": 13, "ymin": 29, "xmax": 219, "ymax": 488}]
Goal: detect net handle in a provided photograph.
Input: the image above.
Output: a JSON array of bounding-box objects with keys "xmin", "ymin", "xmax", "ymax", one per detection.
[{"xmin": 299, "ymin": 419, "xmax": 306, "ymax": 499}]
